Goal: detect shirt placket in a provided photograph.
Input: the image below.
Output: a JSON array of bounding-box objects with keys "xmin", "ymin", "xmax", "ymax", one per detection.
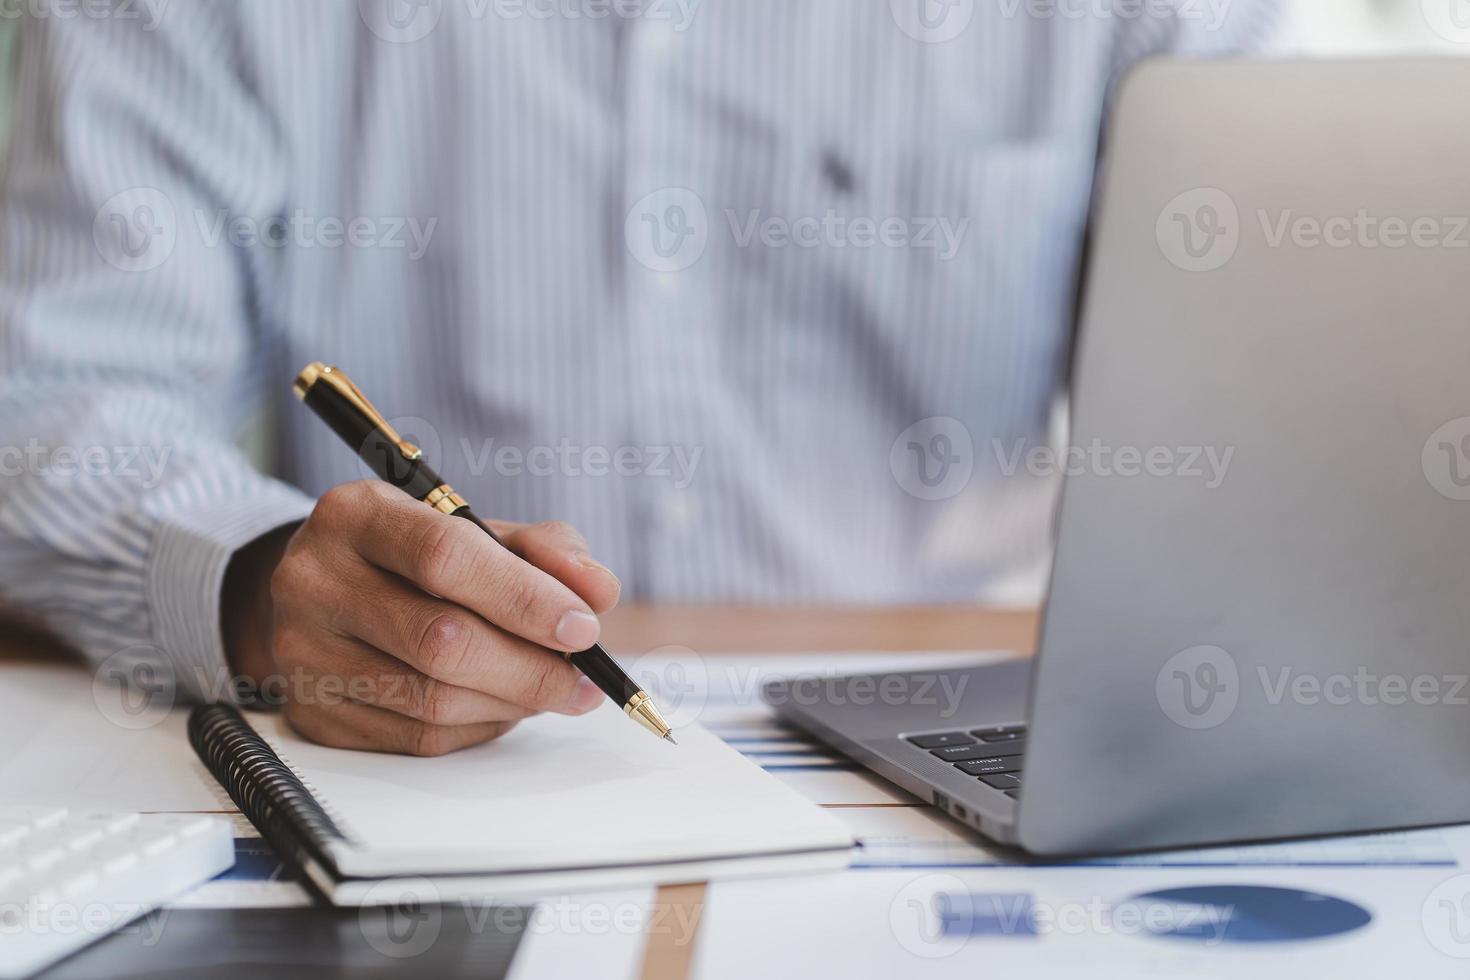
[{"xmin": 620, "ymin": 11, "xmax": 716, "ymax": 600}]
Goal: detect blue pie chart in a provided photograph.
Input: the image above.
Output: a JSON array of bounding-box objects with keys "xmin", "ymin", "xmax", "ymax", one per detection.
[{"xmin": 1125, "ymin": 885, "xmax": 1372, "ymax": 944}]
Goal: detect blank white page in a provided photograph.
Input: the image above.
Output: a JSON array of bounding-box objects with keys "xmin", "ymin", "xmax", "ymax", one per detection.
[{"xmin": 248, "ymin": 702, "xmax": 853, "ymax": 879}]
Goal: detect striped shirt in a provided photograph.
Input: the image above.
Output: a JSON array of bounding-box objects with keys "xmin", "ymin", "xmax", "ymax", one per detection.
[{"xmin": 0, "ymin": 0, "xmax": 1276, "ymax": 697}]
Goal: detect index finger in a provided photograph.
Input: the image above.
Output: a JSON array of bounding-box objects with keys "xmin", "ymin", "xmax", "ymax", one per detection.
[{"xmin": 342, "ymin": 485, "xmax": 602, "ymax": 653}]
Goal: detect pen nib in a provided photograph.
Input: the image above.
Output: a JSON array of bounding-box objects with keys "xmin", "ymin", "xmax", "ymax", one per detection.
[
  {"xmin": 627, "ymin": 692, "xmax": 676, "ymax": 743},
  {"xmin": 663, "ymin": 732, "xmax": 678, "ymax": 746}
]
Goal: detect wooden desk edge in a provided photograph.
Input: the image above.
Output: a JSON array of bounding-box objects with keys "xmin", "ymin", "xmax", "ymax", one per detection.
[{"xmin": 598, "ymin": 605, "xmax": 1040, "ymax": 656}]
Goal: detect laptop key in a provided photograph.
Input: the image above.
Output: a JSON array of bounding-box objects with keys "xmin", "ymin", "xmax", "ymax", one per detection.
[
  {"xmin": 905, "ymin": 732, "xmax": 975, "ymax": 749},
  {"xmin": 972, "ymin": 724, "xmax": 1027, "ymax": 742},
  {"xmin": 1004, "ymin": 790, "xmax": 1019, "ymax": 799},
  {"xmin": 956, "ymin": 756, "xmax": 1024, "ymax": 776},
  {"xmin": 980, "ymin": 773, "xmax": 1022, "ymax": 790},
  {"xmin": 930, "ymin": 743, "xmax": 1024, "ymax": 763}
]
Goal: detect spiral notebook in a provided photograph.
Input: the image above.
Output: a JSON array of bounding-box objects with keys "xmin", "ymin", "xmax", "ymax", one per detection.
[{"xmin": 188, "ymin": 701, "xmax": 854, "ymax": 905}]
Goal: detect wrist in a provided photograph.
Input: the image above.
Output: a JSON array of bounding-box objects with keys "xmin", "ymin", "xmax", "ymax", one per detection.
[{"xmin": 221, "ymin": 522, "xmax": 298, "ymax": 689}]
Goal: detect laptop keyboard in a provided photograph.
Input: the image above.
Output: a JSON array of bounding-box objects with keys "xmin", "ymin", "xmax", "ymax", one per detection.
[{"xmin": 906, "ymin": 725, "xmax": 1025, "ymax": 798}]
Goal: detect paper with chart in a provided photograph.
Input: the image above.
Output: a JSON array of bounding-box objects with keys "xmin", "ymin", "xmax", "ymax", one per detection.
[
  {"xmin": 691, "ymin": 863, "xmax": 1470, "ymax": 979},
  {"xmin": 635, "ymin": 652, "xmax": 1470, "ymax": 978}
]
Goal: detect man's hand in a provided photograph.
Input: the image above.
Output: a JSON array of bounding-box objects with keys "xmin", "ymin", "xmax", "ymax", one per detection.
[{"xmin": 222, "ymin": 481, "xmax": 621, "ymax": 755}]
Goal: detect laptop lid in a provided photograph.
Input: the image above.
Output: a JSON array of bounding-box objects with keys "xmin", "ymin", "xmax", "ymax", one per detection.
[{"xmin": 1019, "ymin": 58, "xmax": 1470, "ymax": 855}]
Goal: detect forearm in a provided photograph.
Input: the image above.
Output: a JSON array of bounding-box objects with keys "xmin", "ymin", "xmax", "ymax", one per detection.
[
  {"xmin": 0, "ymin": 4, "xmax": 311, "ymax": 699},
  {"xmin": 0, "ymin": 385, "xmax": 314, "ymax": 698}
]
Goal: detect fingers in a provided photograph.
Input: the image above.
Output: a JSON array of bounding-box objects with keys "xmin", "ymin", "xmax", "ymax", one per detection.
[
  {"xmin": 496, "ymin": 519, "xmax": 622, "ymax": 615},
  {"xmin": 314, "ymin": 566, "xmax": 605, "ymax": 715},
  {"xmin": 328, "ymin": 482, "xmax": 612, "ymax": 651},
  {"xmin": 274, "ymin": 481, "xmax": 624, "ymax": 755},
  {"xmin": 285, "ymin": 696, "xmax": 517, "ymax": 757},
  {"xmin": 286, "ymin": 632, "xmax": 550, "ymax": 726}
]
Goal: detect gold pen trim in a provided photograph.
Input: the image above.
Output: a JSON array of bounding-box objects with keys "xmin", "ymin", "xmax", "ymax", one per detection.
[
  {"xmin": 624, "ymin": 690, "xmax": 673, "ymax": 739},
  {"xmin": 424, "ymin": 484, "xmax": 467, "ymax": 515},
  {"xmin": 293, "ymin": 362, "xmax": 423, "ymax": 462}
]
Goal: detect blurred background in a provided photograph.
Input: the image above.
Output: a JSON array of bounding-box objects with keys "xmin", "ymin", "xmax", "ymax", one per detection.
[{"xmin": 1289, "ymin": 0, "xmax": 1470, "ymax": 50}]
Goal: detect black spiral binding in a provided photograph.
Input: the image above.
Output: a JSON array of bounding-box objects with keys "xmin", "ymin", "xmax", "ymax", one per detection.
[{"xmin": 187, "ymin": 704, "xmax": 347, "ymax": 901}]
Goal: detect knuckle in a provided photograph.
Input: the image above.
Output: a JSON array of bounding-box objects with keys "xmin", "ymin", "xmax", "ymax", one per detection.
[
  {"xmin": 508, "ymin": 578, "xmax": 544, "ymax": 628},
  {"xmin": 490, "ymin": 564, "xmax": 550, "ymax": 634},
  {"xmin": 407, "ymin": 721, "xmax": 454, "ymax": 758},
  {"xmin": 413, "ymin": 520, "xmax": 468, "ymax": 592},
  {"xmin": 414, "ymin": 677, "xmax": 459, "ymax": 725},
  {"xmin": 536, "ymin": 519, "xmax": 584, "ymax": 547},
  {"xmin": 519, "ymin": 656, "xmax": 574, "ymax": 711},
  {"xmin": 413, "ymin": 611, "xmax": 471, "ymax": 678},
  {"xmin": 315, "ymin": 481, "xmax": 384, "ymax": 527},
  {"xmin": 313, "ymin": 484, "xmax": 355, "ymax": 523}
]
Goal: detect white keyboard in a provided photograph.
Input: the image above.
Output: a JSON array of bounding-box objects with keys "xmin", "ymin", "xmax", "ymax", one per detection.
[{"xmin": 0, "ymin": 807, "xmax": 234, "ymax": 979}]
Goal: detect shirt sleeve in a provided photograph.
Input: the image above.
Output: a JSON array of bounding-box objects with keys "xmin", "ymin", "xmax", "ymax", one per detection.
[{"xmin": 0, "ymin": 3, "xmax": 313, "ymax": 701}]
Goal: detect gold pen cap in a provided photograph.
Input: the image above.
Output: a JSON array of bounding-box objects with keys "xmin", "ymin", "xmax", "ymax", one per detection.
[
  {"xmin": 293, "ymin": 362, "xmax": 422, "ymax": 462},
  {"xmin": 293, "ymin": 361, "xmax": 327, "ymax": 400}
]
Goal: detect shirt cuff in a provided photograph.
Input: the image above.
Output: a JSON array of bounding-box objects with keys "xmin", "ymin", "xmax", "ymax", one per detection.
[{"xmin": 146, "ymin": 484, "xmax": 315, "ymax": 702}]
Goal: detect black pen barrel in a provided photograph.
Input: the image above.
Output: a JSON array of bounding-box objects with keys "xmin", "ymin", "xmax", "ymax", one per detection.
[
  {"xmin": 299, "ymin": 377, "xmax": 445, "ymax": 501},
  {"xmin": 452, "ymin": 507, "xmax": 641, "ymax": 705},
  {"xmin": 567, "ymin": 647, "xmax": 643, "ymax": 704}
]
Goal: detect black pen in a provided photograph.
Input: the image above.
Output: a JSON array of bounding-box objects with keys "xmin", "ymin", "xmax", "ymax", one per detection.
[{"xmin": 292, "ymin": 361, "xmax": 676, "ymax": 744}]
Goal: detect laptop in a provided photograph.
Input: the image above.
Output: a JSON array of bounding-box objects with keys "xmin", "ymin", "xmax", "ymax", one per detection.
[{"xmin": 764, "ymin": 58, "xmax": 1470, "ymax": 856}]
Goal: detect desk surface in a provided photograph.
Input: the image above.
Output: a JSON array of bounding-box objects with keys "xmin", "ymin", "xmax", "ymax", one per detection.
[{"xmin": 5, "ymin": 606, "xmax": 1038, "ymax": 980}]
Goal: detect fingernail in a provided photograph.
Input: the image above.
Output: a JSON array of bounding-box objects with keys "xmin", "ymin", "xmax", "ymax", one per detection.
[
  {"xmin": 555, "ymin": 609, "xmax": 600, "ymax": 650},
  {"xmin": 563, "ymin": 677, "xmax": 604, "ymax": 715}
]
